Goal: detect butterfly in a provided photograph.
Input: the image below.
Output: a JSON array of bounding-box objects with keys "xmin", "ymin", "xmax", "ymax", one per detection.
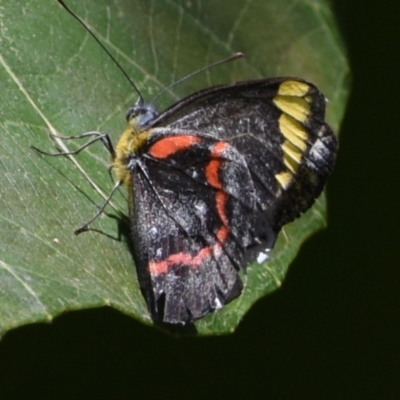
[{"xmin": 105, "ymin": 77, "xmax": 336, "ymax": 324}]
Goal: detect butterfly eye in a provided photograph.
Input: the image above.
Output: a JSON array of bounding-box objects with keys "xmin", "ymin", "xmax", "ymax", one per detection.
[{"xmin": 125, "ymin": 106, "xmax": 136, "ymax": 121}]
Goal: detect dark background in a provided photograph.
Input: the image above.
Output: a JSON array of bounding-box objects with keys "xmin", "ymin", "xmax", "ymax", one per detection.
[{"xmin": 0, "ymin": 1, "xmax": 399, "ymax": 398}]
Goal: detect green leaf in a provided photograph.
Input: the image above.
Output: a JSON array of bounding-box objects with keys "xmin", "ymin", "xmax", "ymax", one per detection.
[{"xmin": 0, "ymin": 0, "xmax": 349, "ymax": 336}]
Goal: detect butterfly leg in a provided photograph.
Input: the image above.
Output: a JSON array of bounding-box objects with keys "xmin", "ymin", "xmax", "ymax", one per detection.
[
  {"xmin": 31, "ymin": 131, "xmax": 115, "ymax": 159},
  {"xmin": 32, "ymin": 131, "xmax": 122, "ymax": 234}
]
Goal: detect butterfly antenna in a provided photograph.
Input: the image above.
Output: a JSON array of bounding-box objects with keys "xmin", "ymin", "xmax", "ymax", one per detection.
[
  {"xmin": 150, "ymin": 52, "xmax": 244, "ymax": 104},
  {"xmin": 57, "ymin": 0, "xmax": 143, "ymax": 103}
]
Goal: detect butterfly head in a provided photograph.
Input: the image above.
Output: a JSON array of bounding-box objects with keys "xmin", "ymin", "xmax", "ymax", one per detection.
[{"xmin": 126, "ymin": 98, "xmax": 158, "ymax": 130}]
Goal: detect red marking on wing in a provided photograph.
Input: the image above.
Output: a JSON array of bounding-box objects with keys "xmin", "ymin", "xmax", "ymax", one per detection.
[
  {"xmin": 205, "ymin": 159, "xmax": 223, "ymax": 189},
  {"xmin": 149, "ymin": 247, "xmax": 212, "ymax": 275},
  {"xmin": 149, "ymin": 135, "xmax": 200, "ymax": 159},
  {"xmin": 205, "ymin": 142, "xmax": 228, "ymax": 189},
  {"xmin": 216, "ymin": 226, "xmax": 229, "ymax": 243},
  {"xmin": 211, "ymin": 141, "xmax": 228, "ymax": 156},
  {"xmin": 206, "ymin": 143, "xmax": 230, "ymax": 243},
  {"xmin": 215, "ymin": 191, "xmax": 229, "ymax": 227}
]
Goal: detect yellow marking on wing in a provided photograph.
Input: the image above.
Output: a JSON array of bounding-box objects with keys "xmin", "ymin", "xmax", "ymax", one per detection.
[
  {"xmin": 279, "ymin": 114, "xmax": 308, "ymax": 151},
  {"xmin": 282, "ymin": 140, "xmax": 303, "ymax": 170},
  {"xmin": 275, "ymin": 171, "xmax": 293, "ymax": 189},
  {"xmin": 273, "ymin": 95, "xmax": 310, "ymax": 123},
  {"xmin": 273, "ymin": 80, "xmax": 312, "ymax": 192},
  {"xmin": 304, "ymin": 95, "xmax": 312, "ymax": 104},
  {"xmin": 277, "ymin": 80, "xmax": 310, "ymax": 97}
]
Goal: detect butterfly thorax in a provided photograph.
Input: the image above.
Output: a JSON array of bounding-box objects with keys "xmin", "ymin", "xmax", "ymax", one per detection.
[{"xmin": 113, "ymin": 100, "xmax": 157, "ymax": 187}]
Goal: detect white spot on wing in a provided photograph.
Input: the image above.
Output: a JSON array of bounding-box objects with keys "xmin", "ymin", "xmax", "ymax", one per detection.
[
  {"xmin": 214, "ymin": 297, "xmax": 223, "ymax": 309},
  {"xmin": 149, "ymin": 227, "xmax": 158, "ymax": 239},
  {"xmin": 309, "ymin": 138, "xmax": 328, "ymax": 163},
  {"xmin": 257, "ymin": 248, "xmax": 270, "ymax": 264},
  {"xmin": 195, "ymin": 201, "xmax": 207, "ymax": 216}
]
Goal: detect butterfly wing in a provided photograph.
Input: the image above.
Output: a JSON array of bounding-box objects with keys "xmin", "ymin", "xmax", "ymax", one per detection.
[{"xmin": 130, "ymin": 78, "xmax": 337, "ymax": 324}]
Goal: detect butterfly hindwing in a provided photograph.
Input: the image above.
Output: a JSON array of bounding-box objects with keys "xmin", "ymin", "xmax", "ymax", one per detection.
[{"xmin": 129, "ymin": 131, "xmax": 269, "ymax": 323}]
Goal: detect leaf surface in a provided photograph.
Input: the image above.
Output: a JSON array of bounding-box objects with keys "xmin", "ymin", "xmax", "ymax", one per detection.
[{"xmin": 0, "ymin": 0, "xmax": 349, "ymax": 335}]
